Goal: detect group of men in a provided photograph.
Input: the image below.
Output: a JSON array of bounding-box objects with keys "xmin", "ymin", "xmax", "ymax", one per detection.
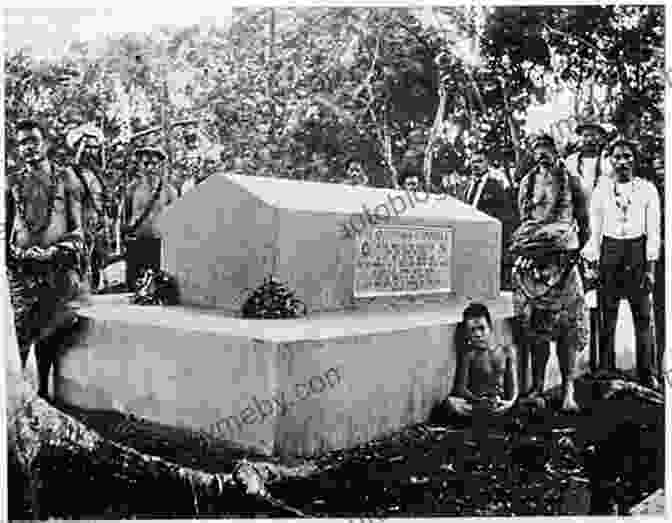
[
  {"xmin": 6, "ymin": 116, "xmax": 664, "ymax": 414},
  {"xmin": 435, "ymin": 122, "xmax": 662, "ymax": 420},
  {"xmin": 5, "ymin": 119, "xmax": 180, "ymax": 397}
]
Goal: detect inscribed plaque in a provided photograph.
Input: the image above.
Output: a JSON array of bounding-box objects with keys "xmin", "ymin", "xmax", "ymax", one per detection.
[{"xmin": 354, "ymin": 225, "xmax": 453, "ymax": 297}]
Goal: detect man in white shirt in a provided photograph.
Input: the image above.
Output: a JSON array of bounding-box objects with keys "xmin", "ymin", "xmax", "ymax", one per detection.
[
  {"xmin": 582, "ymin": 138, "xmax": 660, "ymax": 389},
  {"xmin": 564, "ymin": 121, "xmax": 608, "ymax": 197}
]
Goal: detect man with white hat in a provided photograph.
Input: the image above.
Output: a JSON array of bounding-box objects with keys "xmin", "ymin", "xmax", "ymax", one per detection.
[
  {"xmin": 564, "ymin": 120, "xmax": 610, "ymax": 368},
  {"xmin": 564, "ymin": 120, "xmax": 609, "ymax": 197},
  {"xmin": 66, "ymin": 124, "xmax": 109, "ymax": 291}
]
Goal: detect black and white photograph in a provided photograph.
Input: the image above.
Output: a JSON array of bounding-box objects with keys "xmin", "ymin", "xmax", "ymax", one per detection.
[{"xmin": 2, "ymin": 5, "xmax": 667, "ymax": 519}]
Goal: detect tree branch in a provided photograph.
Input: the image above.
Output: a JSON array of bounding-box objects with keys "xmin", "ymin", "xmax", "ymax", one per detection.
[
  {"xmin": 423, "ymin": 84, "xmax": 448, "ymax": 189},
  {"xmin": 542, "ymin": 23, "xmax": 615, "ymax": 64},
  {"xmin": 393, "ymin": 20, "xmax": 433, "ymax": 54}
]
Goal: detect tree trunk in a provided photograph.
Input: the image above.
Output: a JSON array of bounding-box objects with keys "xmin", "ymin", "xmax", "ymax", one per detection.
[
  {"xmin": 383, "ymin": 109, "xmax": 400, "ymax": 189},
  {"xmin": 3, "ymin": 268, "xmax": 313, "ymax": 518},
  {"xmin": 501, "ymin": 78, "xmax": 521, "ymax": 183},
  {"xmin": 4, "ymin": 270, "xmax": 217, "ymax": 517},
  {"xmin": 423, "ymin": 85, "xmax": 448, "ymax": 190}
]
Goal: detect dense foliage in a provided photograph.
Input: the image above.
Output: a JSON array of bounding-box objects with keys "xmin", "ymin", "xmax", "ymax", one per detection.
[{"xmin": 5, "ymin": 6, "xmax": 665, "ymax": 189}]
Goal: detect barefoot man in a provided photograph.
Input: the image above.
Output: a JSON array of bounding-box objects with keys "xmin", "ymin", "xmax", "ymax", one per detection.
[
  {"xmin": 7, "ymin": 119, "xmax": 88, "ymax": 398},
  {"xmin": 511, "ymin": 134, "xmax": 590, "ymax": 412},
  {"xmin": 438, "ymin": 303, "xmax": 519, "ymax": 419}
]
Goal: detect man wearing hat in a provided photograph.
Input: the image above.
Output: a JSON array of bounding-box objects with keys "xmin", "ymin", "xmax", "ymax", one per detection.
[
  {"xmin": 123, "ymin": 146, "xmax": 177, "ymax": 289},
  {"xmin": 564, "ymin": 121, "xmax": 610, "ymax": 370},
  {"xmin": 465, "ymin": 144, "xmax": 518, "ymax": 289},
  {"xmin": 67, "ymin": 124, "xmax": 110, "ymax": 291},
  {"xmin": 564, "ymin": 121, "xmax": 609, "ymax": 197},
  {"xmin": 510, "ymin": 134, "xmax": 590, "ymax": 412},
  {"xmin": 581, "ymin": 138, "xmax": 661, "ymax": 389}
]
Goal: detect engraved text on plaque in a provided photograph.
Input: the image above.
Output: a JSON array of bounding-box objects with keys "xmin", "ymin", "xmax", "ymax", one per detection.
[{"xmin": 354, "ymin": 225, "xmax": 453, "ymax": 297}]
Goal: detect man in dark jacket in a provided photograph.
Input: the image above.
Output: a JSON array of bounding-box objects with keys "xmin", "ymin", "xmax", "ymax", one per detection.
[{"xmin": 465, "ymin": 146, "xmax": 519, "ymax": 289}]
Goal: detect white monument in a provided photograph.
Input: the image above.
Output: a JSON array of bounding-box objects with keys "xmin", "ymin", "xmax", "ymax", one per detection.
[
  {"xmin": 56, "ymin": 173, "xmax": 518, "ymax": 458},
  {"xmin": 158, "ymin": 173, "xmax": 502, "ymax": 313}
]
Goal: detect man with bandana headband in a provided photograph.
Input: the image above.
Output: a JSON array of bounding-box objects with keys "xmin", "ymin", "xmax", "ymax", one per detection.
[
  {"xmin": 510, "ymin": 134, "xmax": 590, "ymax": 412},
  {"xmin": 582, "ymin": 139, "xmax": 661, "ymax": 389}
]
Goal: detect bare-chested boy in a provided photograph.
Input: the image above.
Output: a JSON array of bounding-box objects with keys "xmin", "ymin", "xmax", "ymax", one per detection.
[{"xmin": 441, "ymin": 302, "xmax": 519, "ymax": 417}]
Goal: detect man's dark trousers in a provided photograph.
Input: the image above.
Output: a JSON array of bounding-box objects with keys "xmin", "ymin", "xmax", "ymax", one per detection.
[
  {"xmin": 125, "ymin": 236, "xmax": 162, "ymax": 290},
  {"xmin": 599, "ymin": 236, "xmax": 657, "ymax": 382}
]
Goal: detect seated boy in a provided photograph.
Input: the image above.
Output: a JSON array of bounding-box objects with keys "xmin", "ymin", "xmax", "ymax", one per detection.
[{"xmin": 438, "ymin": 302, "xmax": 519, "ymax": 419}]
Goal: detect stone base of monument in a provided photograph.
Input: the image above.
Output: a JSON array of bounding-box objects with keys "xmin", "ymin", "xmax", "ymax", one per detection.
[{"xmin": 49, "ymin": 292, "xmax": 633, "ymax": 460}]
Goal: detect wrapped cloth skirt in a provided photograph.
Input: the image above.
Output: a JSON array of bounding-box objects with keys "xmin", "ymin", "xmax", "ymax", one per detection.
[{"xmin": 513, "ymin": 261, "xmax": 589, "ymax": 349}]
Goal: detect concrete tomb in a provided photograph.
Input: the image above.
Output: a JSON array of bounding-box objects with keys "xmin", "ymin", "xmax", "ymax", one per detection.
[
  {"xmin": 157, "ymin": 173, "xmax": 502, "ymax": 313},
  {"xmin": 55, "ymin": 173, "xmax": 600, "ymax": 458}
]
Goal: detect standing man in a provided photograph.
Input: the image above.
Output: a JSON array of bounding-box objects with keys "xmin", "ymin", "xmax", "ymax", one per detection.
[
  {"xmin": 510, "ymin": 135, "xmax": 590, "ymax": 412},
  {"xmin": 564, "ymin": 121, "xmax": 609, "ymax": 197},
  {"xmin": 67, "ymin": 124, "xmax": 110, "ymax": 292},
  {"xmin": 581, "ymin": 139, "xmax": 661, "ymax": 389},
  {"xmin": 465, "ymin": 145, "xmax": 519, "ymax": 290},
  {"xmin": 123, "ymin": 146, "xmax": 177, "ymax": 289},
  {"xmin": 564, "ymin": 121, "xmax": 609, "ymax": 371},
  {"xmin": 7, "ymin": 119, "xmax": 88, "ymax": 397}
]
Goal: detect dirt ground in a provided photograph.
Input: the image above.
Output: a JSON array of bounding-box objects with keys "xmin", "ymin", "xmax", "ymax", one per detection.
[
  {"xmin": 9, "ymin": 301, "xmax": 663, "ymax": 518},
  {"xmin": 10, "ymin": 372, "xmax": 662, "ymax": 519}
]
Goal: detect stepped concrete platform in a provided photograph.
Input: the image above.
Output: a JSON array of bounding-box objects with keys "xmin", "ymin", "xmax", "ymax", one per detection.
[
  {"xmin": 51, "ymin": 293, "xmax": 641, "ymax": 459},
  {"xmin": 54, "ymin": 293, "xmax": 517, "ymax": 458}
]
